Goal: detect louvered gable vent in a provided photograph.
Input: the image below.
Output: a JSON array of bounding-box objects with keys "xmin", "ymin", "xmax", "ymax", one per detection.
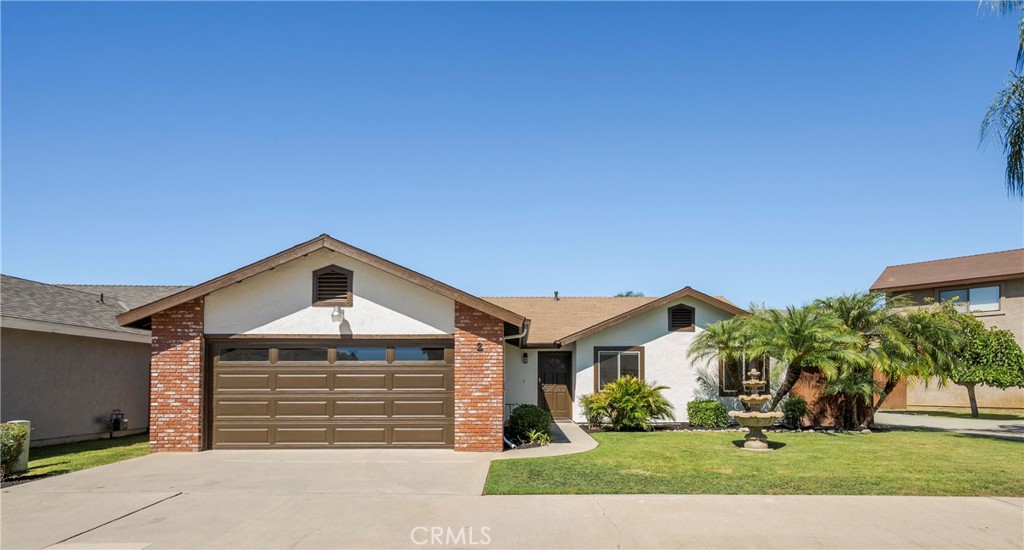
[
  {"xmin": 312, "ymin": 265, "xmax": 353, "ymax": 306},
  {"xmin": 668, "ymin": 304, "xmax": 695, "ymax": 331}
]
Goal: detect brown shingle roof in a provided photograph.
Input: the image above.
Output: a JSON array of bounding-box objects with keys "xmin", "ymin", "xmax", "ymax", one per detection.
[
  {"xmin": 484, "ymin": 291, "xmax": 744, "ymax": 345},
  {"xmin": 870, "ymin": 249, "xmax": 1024, "ymax": 292},
  {"xmin": 1, "ymin": 275, "xmax": 152, "ymax": 336},
  {"xmin": 483, "ymin": 296, "xmax": 658, "ymax": 344}
]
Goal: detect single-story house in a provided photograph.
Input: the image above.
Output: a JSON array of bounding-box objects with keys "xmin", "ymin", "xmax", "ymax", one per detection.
[
  {"xmin": 116, "ymin": 234, "xmax": 747, "ymax": 452},
  {"xmin": 0, "ymin": 275, "xmax": 186, "ymax": 445},
  {"xmin": 869, "ymin": 248, "xmax": 1024, "ymax": 412}
]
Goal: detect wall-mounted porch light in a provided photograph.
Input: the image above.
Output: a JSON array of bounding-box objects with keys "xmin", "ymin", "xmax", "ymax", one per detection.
[
  {"xmin": 331, "ymin": 306, "xmax": 346, "ymax": 323},
  {"xmin": 522, "ymin": 352, "xmax": 528, "ymax": 364}
]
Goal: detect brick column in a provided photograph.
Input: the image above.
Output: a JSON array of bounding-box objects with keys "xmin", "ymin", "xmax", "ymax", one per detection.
[
  {"xmin": 454, "ymin": 302, "xmax": 505, "ymax": 451},
  {"xmin": 150, "ymin": 298, "xmax": 205, "ymax": 451}
]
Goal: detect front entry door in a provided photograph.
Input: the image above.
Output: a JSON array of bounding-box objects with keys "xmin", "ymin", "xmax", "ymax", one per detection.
[{"xmin": 538, "ymin": 352, "xmax": 573, "ymax": 419}]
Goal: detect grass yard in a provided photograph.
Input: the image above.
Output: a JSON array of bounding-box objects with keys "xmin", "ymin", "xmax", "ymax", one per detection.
[
  {"xmin": 9, "ymin": 434, "xmax": 149, "ymax": 481},
  {"xmin": 485, "ymin": 431, "xmax": 1024, "ymax": 496},
  {"xmin": 886, "ymin": 409, "xmax": 1024, "ymax": 421}
]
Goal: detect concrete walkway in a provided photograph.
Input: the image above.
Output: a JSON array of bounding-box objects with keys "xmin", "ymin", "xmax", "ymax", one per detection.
[
  {"xmin": 493, "ymin": 421, "xmax": 598, "ymax": 460},
  {"xmin": 874, "ymin": 411, "xmax": 1024, "ymax": 441}
]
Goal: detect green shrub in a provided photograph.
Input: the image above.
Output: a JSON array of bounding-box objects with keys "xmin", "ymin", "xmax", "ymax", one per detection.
[
  {"xmin": 580, "ymin": 391, "xmax": 609, "ymax": 428},
  {"xmin": 1, "ymin": 423, "xmax": 28, "ymax": 479},
  {"xmin": 506, "ymin": 404, "xmax": 552, "ymax": 444},
  {"xmin": 782, "ymin": 395, "xmax": 808, "ymax": 428},
  {"xmin": 589, "ymin": 376, "xmax": 674, "ymax": 431},
  {"xmin": 686, "ymin": 400, "xmax": 730, "ymax": 428}
]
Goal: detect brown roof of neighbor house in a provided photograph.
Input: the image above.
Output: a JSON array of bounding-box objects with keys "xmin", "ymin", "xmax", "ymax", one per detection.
[
  {"xmin": 117, "ymin": 234, "xmax": 526, "ymax": 329},
  {"xmin": 57, "ymin": 284, "xmax": 190, "ymax": 310},
  {"xmin": 870, "ymin": 249, "xmax": 1024, "ymax": 292},
  {"xmin": 1, "ymin": 275, "xmax": 157, "ymax": 336},
  {"xmin": 484, "ymin": 289, "xmax": 745, "ymax": 346}
]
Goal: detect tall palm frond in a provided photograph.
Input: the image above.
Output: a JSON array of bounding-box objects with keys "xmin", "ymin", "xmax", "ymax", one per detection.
[{"xmin": 981, "ymin": 73, "xmax": 1024, "ymax": 197}]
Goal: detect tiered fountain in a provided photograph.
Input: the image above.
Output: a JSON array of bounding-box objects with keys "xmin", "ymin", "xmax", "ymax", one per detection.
[{"xmin": 728, "ymin": 367, "xmax": 783, "ymax": 451}]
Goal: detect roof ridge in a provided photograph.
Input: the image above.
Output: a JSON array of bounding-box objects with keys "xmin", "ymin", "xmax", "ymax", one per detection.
[
  {"xmin": 2, "ymin": 275, "xmax": 132, "ymax": 315},
  {"xmin": 883, "ymin": 248, "xmax": 1024, "ymax": 269},
  {"xmin": 483, "ymin": 295, "xmax": 659, "ymax": 299},
  {"xmin": 3, "ymin": 274, "xmax": 115, "ymax": 301},
  {"xmin": 55, "ymin": 283, "xmax": 188, "ymax": 288}
]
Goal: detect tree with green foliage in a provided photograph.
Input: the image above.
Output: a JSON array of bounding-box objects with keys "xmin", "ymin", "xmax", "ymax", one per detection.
[
  {"xmin": 980, "ymin": 0, "xmax": 1024, "ymax": 197},
  {"xmin": 926, "ymin": 302, "xmax": 1024, "ymax": 417},
  {"xmin": 614, "ymin": 290, "xmax": 645, "ymax": 297}
]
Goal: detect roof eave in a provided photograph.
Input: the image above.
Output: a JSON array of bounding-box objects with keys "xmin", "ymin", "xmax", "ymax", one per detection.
[{"xmin": 870, "ymin": 272, "xmax": 1024, "ymax": 293}]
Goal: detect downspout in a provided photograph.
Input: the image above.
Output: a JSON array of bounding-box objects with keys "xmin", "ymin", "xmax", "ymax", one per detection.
[{"xmin": 501, "ymin": 320, "xmax": 530, "ymax": 345}]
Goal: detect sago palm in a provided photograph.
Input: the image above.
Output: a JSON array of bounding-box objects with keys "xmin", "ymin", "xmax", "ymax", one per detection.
[{"xmin": 599, "ymin": 376, "xmax": 674, "ymax": 431}]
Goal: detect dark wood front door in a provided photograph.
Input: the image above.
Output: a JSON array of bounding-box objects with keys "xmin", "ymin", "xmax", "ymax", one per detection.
[{"xmin": 538, "ymin": 352, "xmax": 572, "ymax": 419}]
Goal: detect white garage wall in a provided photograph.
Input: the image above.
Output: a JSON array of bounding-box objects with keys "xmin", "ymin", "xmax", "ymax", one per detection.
[
  {"xmin": 205, "ymin": 249, "xmax": 455, "ymax": 335},
  {"xmin": 572, "ymin": 297, "xmax": 735, "ymax": 423}
]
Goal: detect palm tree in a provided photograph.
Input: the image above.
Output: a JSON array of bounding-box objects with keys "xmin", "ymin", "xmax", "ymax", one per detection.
[
  {"xmin": 689, "ymin": 316, "xmax": 753, "ymax": 368},
  {"xmin": 744, "ymin": 305, "xmax": 865, "ymax": 411},
  {"xmin": 980, "ymin": 0, "xmax": 1024, "ymax": 197},
  {"xmin": 816, "ymin": 292, "xmax": 960, "ymax": 428}
]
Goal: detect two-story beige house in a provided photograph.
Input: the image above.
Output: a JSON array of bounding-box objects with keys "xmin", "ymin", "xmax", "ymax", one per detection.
[{"xmin": 870, "ymin": 249, "xmax": 1024, "ymax": 411}]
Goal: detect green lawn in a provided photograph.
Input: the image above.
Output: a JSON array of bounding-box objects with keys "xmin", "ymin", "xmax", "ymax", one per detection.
[
  {"xmin": 485, "ymin": 431, "xmax": 1024, "ymax": 496},
  {"xmin": 10, "ymin": 434, "xmax": 150, "ymax": 480},
  {"xmin": 886, "ymin": 409, "xmax": 1024, "ymax": 421}
]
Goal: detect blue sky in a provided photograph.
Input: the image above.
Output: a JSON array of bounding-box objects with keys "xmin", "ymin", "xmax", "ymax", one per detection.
[{"xmin": 2, "ymin": 2, "xmax": 1021, "ymax": 308}]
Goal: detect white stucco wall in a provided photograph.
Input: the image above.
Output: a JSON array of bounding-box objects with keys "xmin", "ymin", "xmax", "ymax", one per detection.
[
  {"xmin": 571, "ymin": 297, "xmax": 735, "ymax": 423},
  {"xmin": 204, "ymin": 249, "xmax": 455, "ymax": 335}
]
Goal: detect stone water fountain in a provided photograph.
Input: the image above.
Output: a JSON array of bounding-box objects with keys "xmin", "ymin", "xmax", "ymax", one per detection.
[{"xmin": 728, "ymin": 367, "xmax": 783, "ymax": 451}]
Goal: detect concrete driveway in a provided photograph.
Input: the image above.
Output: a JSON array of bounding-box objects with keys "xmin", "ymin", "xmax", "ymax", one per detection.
[
  {"xmin": 2, "ymin": 449, "xmax": 492, "ymax": 550},
  {"xmin": 3, "ymin": 448, "xmax": 1023, "ymax": 550}
]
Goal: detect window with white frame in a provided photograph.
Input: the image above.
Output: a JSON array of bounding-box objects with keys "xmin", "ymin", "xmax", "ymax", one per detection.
[
  {"xmin": 938, "ymin": 285, "xmax": 1000, "ymax": 313},
  {"xmin": 596, "ymin": 348, "xmax": 643, "ymax": 390}
]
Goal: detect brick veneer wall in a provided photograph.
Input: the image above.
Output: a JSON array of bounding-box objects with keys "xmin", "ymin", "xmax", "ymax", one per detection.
[
  {"xmin": 150, "ymin": 298, "xmax": 205, "ymax": 451},
  {"xmin": 454, "ymin": 302, "xmax": 505, "ymax": 451}
]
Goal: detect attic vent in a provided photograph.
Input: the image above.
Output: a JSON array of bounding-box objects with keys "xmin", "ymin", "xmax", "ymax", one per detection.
[
  {"xmin": 312, "ymin": 265, "xmax": 353, "ymax": 306},
  {"xmin": 668, "ymin": 304, "xmax": 695, "ymax": 331}
]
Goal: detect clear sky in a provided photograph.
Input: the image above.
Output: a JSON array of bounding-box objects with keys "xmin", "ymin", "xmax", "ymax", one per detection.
[{"xmin": 2, "ymin": 2, "xmax": 1022, "ymax": 308}]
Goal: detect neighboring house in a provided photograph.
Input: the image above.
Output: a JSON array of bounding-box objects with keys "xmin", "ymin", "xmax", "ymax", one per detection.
[
  {"xmin": 0, "ymin": 276, "xmax": 186, "ymax": 445},
  {"xmin": 869, "ymin": 249, "xmax": 1024, "ymax": 411},
  {"xmin": 115, "ymin": 234, "xmax": 745, "ymax": 452}
]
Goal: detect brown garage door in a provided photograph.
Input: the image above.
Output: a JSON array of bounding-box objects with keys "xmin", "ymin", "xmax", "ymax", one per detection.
[{"xmin": 209, "ymin": 341, "xmax": 454, "ymax": 449}]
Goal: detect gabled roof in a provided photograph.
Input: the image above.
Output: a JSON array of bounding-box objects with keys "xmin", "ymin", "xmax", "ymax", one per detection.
[
  {"xmin": 870, "ymin": 249, "xmax": 1024, "ymax": 292},
  {"xmin": 116, "ymin": 234, "xmax": 527, "ymax": 329},
  {"xmin": 485, "ymin": 288, "xmax": 745, "ymax": 347},
  {"xmin": 1, "ymin": 275, "xmax": 153, "ymax": 337}
]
